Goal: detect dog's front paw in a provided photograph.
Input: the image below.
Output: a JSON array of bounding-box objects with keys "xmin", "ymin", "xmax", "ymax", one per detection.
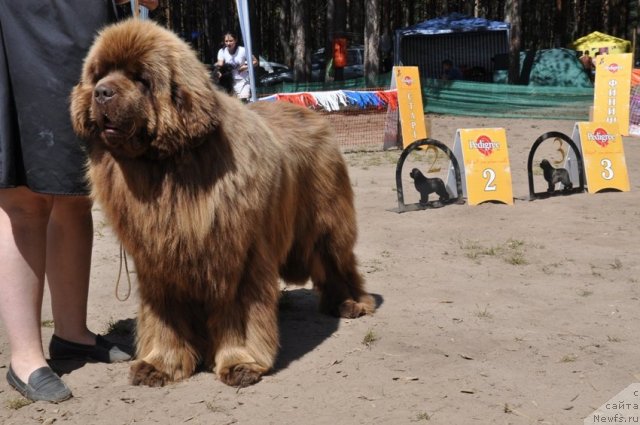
[
  {"xmin": 339, "ymin": 294, "xmax": 376, "ymax": 318},
  {"xmin": 130, "ymin": 360, "xmax": 170, "ymax": 387},
  {"xmin": 218, "ymin": 362, "xmax": 265, "ymax": 388}
]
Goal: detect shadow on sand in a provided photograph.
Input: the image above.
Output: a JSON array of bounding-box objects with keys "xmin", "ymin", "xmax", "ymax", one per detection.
[{"xmin": 50, "ymin": 291, "xmax": 384, "ymax": 378}]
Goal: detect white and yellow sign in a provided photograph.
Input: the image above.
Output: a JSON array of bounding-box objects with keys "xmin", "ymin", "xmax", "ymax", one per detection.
[
  {"xmin": 593, "ymin": 53, "xmax": 632, "ymax": 136},
  {"xmin": 567, "ymin": 122, "xmax": 630, "ymax": 193},
  {"xmin": 446, "ymin": 128, "xmax": 514, "ymax": 205},
  {"xmin": 394, "ymin": 66, "xmax": 428, "ymax": 147}
]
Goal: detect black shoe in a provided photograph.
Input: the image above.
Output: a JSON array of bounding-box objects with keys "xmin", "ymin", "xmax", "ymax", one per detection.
[
  {"xmin": 6, "ymin": 365, "xmax": 72, "ymax": 402},
  {"xmin": 49, "ymin": 334, "xmax": 131, "ymax": 363}
]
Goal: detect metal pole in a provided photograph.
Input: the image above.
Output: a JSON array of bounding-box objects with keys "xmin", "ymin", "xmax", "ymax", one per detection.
[{"xmin": 237, "ymin": 0, "xmax": 257, "ymax": 102}]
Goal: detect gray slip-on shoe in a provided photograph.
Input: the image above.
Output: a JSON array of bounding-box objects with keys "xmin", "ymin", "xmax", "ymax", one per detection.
[{"xmin": 6, "ymin": 365, "xmax": 72, "ymax": 403}]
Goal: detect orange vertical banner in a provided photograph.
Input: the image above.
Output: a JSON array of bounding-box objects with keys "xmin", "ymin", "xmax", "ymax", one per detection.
[
  {"xmin": 593, "ymin": 53, "xmax": 632, "ymax": 135},
  {"xmin": 394, "ymin": 66, "xmax": 428, "ymax": 148}
]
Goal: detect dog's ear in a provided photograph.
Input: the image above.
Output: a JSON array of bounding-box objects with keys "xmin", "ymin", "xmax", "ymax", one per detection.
[
  {"xmin": 174, "ymin": 73, "xmax": 220, "ymax": 138},
  {"xmin": 152, "ymin": 58, "xmax": 221, "ymax": 154},
  {"xmin": 70, "ymin": 80, "xmax": 98, "ymax": 141}
]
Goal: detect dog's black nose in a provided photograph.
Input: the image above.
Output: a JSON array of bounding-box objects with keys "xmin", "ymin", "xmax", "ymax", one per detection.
[{"xmin": 94, "ymin": 84, "xmax": 115, "ymax": 104}]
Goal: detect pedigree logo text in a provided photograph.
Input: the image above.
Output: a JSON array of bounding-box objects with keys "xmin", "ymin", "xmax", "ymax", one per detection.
[
  {"xmin": 468, "ymin": 135, "xmax": 499, "ymax": 156},
  {"xmin": 587, "ymin": 127, "xmax": 615, "ymax": 148},
  {"xmin": 607, "ymin": 63, "xmax": 620, "ymax": 73}
]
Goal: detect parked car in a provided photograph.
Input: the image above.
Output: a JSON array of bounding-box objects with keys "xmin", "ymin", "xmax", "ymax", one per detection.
[
  {"xmin": 256, "ymin": 58, "xmax": 294, "ymax": 86},
  {"xmin": 311, "ymin": 45, "xmax": 365, "ymax": 81},
  {"xmin": 255, "ymin": 46, "xmax": 365, "ymax": 86}
]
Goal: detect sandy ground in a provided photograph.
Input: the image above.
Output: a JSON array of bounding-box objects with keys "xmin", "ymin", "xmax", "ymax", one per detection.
[{"xmin": 1, "ymin": 114, "xmax": 639, "ymax": 425}]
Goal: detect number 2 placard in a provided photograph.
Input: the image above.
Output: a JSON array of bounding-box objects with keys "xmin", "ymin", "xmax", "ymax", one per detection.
[
  {"xmin": 567, "ymin": 122, "xmax": 630, "ymax": 193},
  {"xmin": 446, "ymin": 128, "xmax": 514, "ymax": 205}
]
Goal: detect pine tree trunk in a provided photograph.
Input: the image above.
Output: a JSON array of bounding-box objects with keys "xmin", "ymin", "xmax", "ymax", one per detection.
[
  {"xmin": 291, "ymin": 0, "xmax": 310, "ymax": 81},
  {"xmin": 364, "ymin": 0, "xmax": 380, "ymax": 87}
]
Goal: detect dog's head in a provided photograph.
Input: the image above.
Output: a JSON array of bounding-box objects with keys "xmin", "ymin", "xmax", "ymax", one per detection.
[
  {"xmin": 211, "ymin": 63, "xmax": 235, "ymax": 96},
  {"xmin": 409, "ymin": 168, "xmax": 421, "ymax": 180},
  {"xmin": 70, "ymin": 19, "xmax": 220, "ymax": 159},
  {"xmin": 539, "ymin": 159, "xmax": 552, "ymax": 170}
]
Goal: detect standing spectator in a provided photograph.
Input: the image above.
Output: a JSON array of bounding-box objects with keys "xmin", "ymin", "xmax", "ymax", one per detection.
[
  {"xmin": 579, "ymin": 50, "xmax": 594, "ymax": 81},
  {"xmin": 216, "ymin": 31, "xmax": 258, "ymax": 102},
  {"xmin": 379, "ymin": 29, "xmax": 393, "ymax": 73},
  {"xmin": 0, "ymin": 0, "xmax": 130, "ymax": 403},
  {"xmin": 441, "ymin": 59, "xmax": 463, "ymax": 81},
  {"xmin": 113, "ymin": 0, "xmax": 160, "ymax": 20}
]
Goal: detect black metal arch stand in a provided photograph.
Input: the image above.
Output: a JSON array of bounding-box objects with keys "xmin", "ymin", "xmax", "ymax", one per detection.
[
  {"xmin": 395, "ymin": 138, "xmax": 464, "ymax": 213},
  {"xmin": 527, "ymin": 131, "xmax": 586, "ymax": 200}
]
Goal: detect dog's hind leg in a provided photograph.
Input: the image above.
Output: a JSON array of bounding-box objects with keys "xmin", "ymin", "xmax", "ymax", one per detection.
[
  {"xmin": 310, "ymin": 234, "xmax": 375, "ymax": 318},
  {"xmin": 213, "ymin": 254, "xmax": 280, "ymax": 387},
  {"xmin": 436, "ymin": 183, "xmax": 450, "ymax": 201}
]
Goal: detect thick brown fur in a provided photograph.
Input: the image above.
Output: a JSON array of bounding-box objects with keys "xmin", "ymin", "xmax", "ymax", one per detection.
[{"xmin": 70, "ymin": 19, "xmax": 375, "ymax": 388}]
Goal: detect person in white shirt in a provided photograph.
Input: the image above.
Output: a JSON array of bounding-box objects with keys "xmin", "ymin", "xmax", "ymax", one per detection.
[{"xmin": 215, "ymin": 31, "xmax": 257, "ymax": 102}]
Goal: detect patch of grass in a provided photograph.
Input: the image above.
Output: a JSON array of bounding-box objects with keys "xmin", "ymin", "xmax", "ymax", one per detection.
[
  {"xmin": 541, "ymin": 262, "xmax": 563, "ymax": 275},
  {"xmin": 503, "ymin": 239, "xmax": 528, "ymax": 265},
  {"xmin": 205, "ymin": 401, "xmax": 225, "ymax": 413},
  {"xmin": 475, "ymin": 304, "xmax": 493, "ymax": 319},
  {"xmin": 590, "ymin": 264, "xmax": 603, "ymax": 278},
  {"xmin": 414, "ymin": 411, "xmax": 431, "ymax": 421},
  {"xmin": 560, "ymin": 354, "xmax": 577, "ymax": 363},
  {"xmin": 6, "ymin": 398, "xmax": 32, "ymax": 410},
  {"xmin": 504, "ymin": 251, "xmax": 527, "ymax": 265},
  {"xmin": 610, "ymin": 258, "xmax": 623, "ymax": 269},
  {"xmin": 505, "ymin": 238, "xmax": 525, "ymax": 249},
  {"xmin": 41, "ymin": 319, "xmax": 54, "ymax": 328},
  {"xmin": 607, "ymin": 335, "xmax": 622, "ymax": 343},
  {"xmin": 362, "ymin": 329, "xmax": 378, "ymax": 348},
  {"xmin": 577, "ymin": 289, "xmax": 593, "ymax": 297},
  {"xmin": 459, "ymin": 238, "xmax": 529, "ymax": 266},
  {"xmin": 459, "ymin": 239, "xmax": 498, "ymax": 260}
]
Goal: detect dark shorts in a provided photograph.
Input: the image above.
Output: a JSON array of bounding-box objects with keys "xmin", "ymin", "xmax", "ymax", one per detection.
[{"xmin": 0, "ymin": 1, "xmax": 111, "ymax": 195}]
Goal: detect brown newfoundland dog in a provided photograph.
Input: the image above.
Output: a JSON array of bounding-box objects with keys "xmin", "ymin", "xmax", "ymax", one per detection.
[{"xmin": 70, "ymin": 19, "xmax": 375, "ymax": 388}]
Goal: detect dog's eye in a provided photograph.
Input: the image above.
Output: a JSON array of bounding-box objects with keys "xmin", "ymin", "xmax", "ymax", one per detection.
[
  {"xmin": 134, "ymin": 73, "xmax": 151, "ymax": 89},
  {"xmin": 89, "ymin": 61, "xmax": 110, "ymax": 84},
  {"xmin": 134, "ymin": 75, "xmax": 152, "ymax": 95}
]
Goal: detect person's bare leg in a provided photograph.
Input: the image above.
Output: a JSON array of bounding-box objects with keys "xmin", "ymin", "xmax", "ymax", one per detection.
[
  {"xmin": 47, "ymin": 195, "xmax": 95, "ymax": 346},
  {"xmin": 0, "ymin": 187, "xmax": 53, "ymax": 383}
]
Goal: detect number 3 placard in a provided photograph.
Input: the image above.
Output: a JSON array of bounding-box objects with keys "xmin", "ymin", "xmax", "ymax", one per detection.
[
  {"xmin": 566, "ymin": 122, "xmax": 630, "ymax": 193},
  {"xmin": 446, "ymin": 128, "xmax": 514, "ymax": 205}
]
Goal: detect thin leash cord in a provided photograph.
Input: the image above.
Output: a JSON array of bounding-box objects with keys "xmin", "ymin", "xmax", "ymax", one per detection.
[{"xmin": 115, "ymin": 243, "xmax": 132, "ymax": 301}]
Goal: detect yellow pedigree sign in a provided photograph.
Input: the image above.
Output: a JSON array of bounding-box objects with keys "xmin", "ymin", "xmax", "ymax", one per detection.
[
  {"xmin": 394, "ymin": 66, "xmax": 428, "ymax": 147},
  {"xmin": 593, "ymin": 53, "xmax": 632, "ymax": 136},
  {"xmin": 451, "ymin": 128, "xmax": 514, "ymax": 205},
  {"xmin": 572, "ymin": 122, "xmax": 630, "ymax": 193}
]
